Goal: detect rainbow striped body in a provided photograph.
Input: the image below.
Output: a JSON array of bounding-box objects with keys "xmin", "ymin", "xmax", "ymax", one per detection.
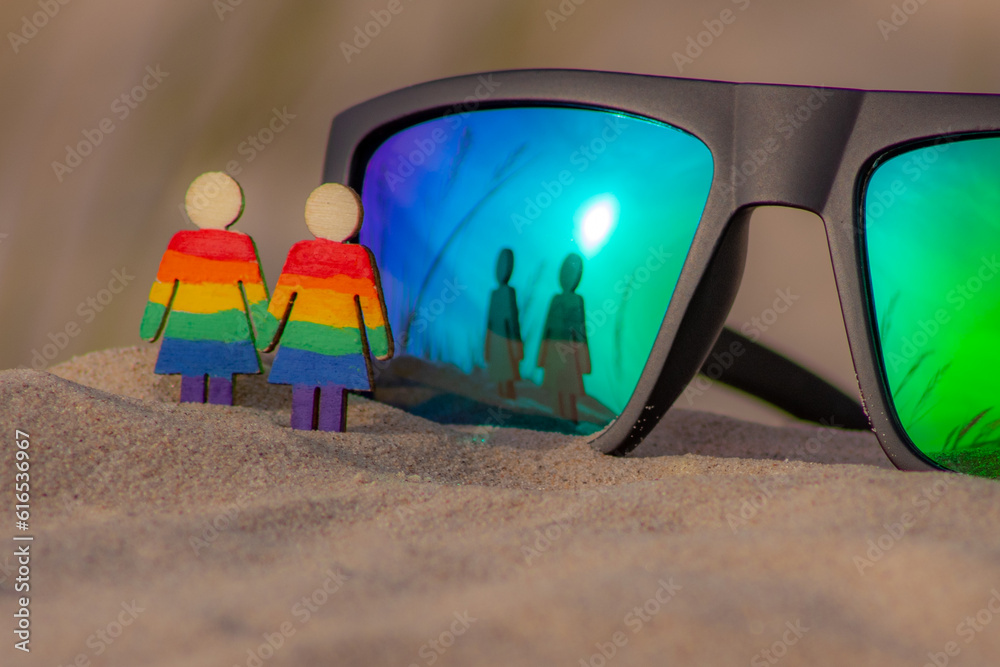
[
  {"xmin": 140, "ymin": 229, "xmax": 269, "ymax": 377},
  {"xmin": 260, "ymin": 239, "xmax": 390, "ymax": 390}
]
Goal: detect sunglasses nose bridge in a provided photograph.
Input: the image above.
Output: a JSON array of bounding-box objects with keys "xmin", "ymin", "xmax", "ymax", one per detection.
[{"xmin": 728, "ymin": 85, "xmax": 864, "ymax": 214}]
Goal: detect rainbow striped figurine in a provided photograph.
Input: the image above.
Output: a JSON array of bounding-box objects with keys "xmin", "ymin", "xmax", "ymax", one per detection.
[
  {"xmin": 257, "ymin": 183, "xmax": 392, "ymax": 431},
  {"xmin": 140, "ymin": 172, "xmax": 269, "ymax": 405}
]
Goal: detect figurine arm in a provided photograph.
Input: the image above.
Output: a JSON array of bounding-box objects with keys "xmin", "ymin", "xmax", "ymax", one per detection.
[
  {"xmin": 242, "ymin": 280, "xmax": 271, "ymax": 347},
  {"xmin": 243, "ymin": 240, "xmax": 271, "ymax": 345},
  {"xmin": 358, "ymin": 249, "xmax": 393, "ymax": 360},
  {"xmin": 358, "ymin": 294, "xmax": 392, "ymax": 360},
  {"xmin": 139, "ymin": 279, "xmax": 177, "ymax": 342},
  {"xmin": 256, "ymin": 282, "xmax": 295, "ymax": 352}
]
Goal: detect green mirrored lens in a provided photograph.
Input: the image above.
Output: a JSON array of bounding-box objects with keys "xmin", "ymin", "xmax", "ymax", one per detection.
[
  {"xmin": 360, "ymin": 106, "xmax": 714, "ymax": 435},
  {"xmin": 865, "ymin": 134, "xmax": 1000, "ymax": 476}
]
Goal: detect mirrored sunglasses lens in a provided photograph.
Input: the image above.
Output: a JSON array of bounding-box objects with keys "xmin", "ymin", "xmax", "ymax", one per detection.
[
  {"xmin": 359, "ymin": 106, "xmax": 714, "ymax": 434},
  {"xmin": 866, "ymin": 134, "xmax": 1000, "ymax": 477}
]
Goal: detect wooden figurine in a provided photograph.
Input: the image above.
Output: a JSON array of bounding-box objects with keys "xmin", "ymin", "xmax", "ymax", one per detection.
[
  {"xmin": 537, "ymin": 253, "xmax": 591, "ymax": 422},
  {"xmin": 256, "ymin": 183, "xmax": 393, "ymax": 431},
  {"xmin": 140, "ymin": 172, "xmax": 269, "ymax": 405},
  {"xmin": 485, "ymin": 248, "xmax": 523, "ymax": 399}
]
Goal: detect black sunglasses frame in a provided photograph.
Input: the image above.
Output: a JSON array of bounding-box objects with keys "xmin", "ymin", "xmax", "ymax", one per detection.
[{"xmin": 323, "ymin": 68, "xmax": 1000, "ymax": 474}]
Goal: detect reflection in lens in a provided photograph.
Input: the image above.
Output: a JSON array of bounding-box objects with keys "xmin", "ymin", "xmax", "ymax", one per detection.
[
  {"xmin": 576, "ymin": 194, "xmax": 619, "ymax": 258},
  {"xmin": 485, "ymin": 247, "xmax": 522, "ymax": 402},
  {"xmin": 865, "ymin": 134, "xmax": 1000, "ymax": 477},
  {"xmin": 360, "ymin": 106, "xmax": 714, "ymax": 435}
]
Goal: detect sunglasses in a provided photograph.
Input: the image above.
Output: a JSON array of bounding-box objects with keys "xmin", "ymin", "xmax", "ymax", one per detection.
[{"xmin": 320, "ymin": 68, "xmax": 1000, "ymax": 479}]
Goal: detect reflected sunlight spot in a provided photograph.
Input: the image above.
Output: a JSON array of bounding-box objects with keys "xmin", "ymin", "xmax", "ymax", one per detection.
[{"xmin": 575, "ymin": 194, "xmax": 619, "ymax": 258}]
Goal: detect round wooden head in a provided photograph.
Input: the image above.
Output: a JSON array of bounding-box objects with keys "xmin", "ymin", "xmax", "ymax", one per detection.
[
  {"xmin": 304, "ymin": 183, "xmax": 363, "ymax": 241},
  {"xmin": 185, "ymin": 172, "xmax": 245, "ymax": 230}
]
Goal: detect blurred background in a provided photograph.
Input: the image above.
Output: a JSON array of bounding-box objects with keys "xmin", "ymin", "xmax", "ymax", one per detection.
[{"xmin": 1, "ymin": 0, "xmax": 996, "ymax": 426}]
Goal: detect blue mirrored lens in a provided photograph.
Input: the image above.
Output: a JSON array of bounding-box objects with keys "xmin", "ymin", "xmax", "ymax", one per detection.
[{"xmin": 360, "ymin": 106, "xmax": 714, "ymax": 434}]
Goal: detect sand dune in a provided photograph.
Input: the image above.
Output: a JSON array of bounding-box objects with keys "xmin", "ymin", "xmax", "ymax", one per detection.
[{"xmin": 1, "ymin": 346, "xmax": 999, "ymax": 666}]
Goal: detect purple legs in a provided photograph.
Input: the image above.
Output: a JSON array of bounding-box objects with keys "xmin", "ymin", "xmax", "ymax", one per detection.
[
  {"xmin": 180, "ymin": 375, "xmax": 205, "ymax": 403},
  {"xmin": 318, "ymin": 385, "xmax": 347, "ymax": 432},
  {"xmin": 179, "ymin": 375, "xmax": 233, "ymax": 405},
  {"xmin": 291, "ymin": 384, "xmax": 347, "ymax": 431},
  {"xmin": 291, "ymin": 386, "xmax": 316, "ymax": 430},
  {"xmin": 208, "ymin": 377, "xmax": 233, "ymax": 405}
]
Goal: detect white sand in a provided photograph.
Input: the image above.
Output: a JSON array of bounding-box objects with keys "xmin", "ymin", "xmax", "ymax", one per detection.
[{"xmin": 1, "ymin": 345, "xmax": 999, "ymax": 666}]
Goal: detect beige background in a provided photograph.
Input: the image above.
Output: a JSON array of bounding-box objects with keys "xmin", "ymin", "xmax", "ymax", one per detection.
[{"xmin": 0, "ymin": 0, "xmax": 996, "ymax": 423}]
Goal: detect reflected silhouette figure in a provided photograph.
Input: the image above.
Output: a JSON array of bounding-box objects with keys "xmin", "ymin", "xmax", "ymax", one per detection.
[
  {"xmin": 537, "ymin": 253, "xmax": 591, "ymax": 422},
  {"xmin": 485, "ymin": 248, "xmax": 523, "ymax": 399}
]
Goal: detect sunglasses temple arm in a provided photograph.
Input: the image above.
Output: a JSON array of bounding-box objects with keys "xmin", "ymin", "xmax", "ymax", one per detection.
[{"xmin": 702, "ymin": 327, "xmax": 871, "ymax": 431}]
